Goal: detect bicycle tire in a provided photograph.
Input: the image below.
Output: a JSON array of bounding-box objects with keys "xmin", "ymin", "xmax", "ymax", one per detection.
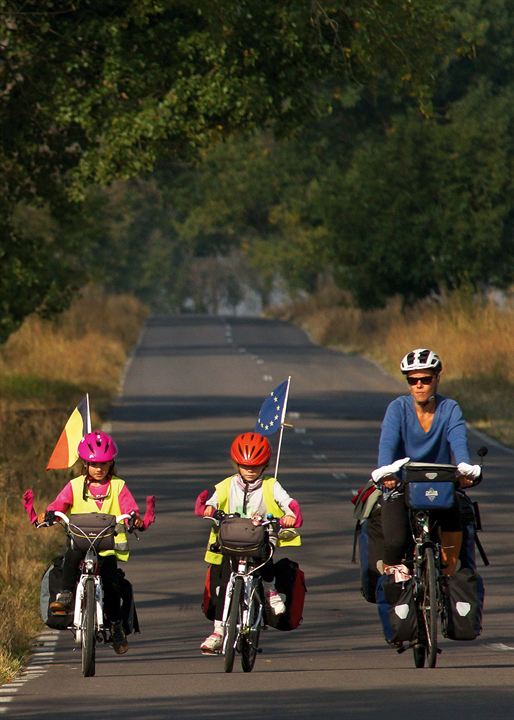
[
  {"xmin": 81, "ymin": 578, "xmax": 96, "ymax": 677},
  {"xmin": 421, "ymin": 547, "xmax": 438, "ymax": 668},
  {"xmin": 241, "ymin": 585, "xmax": 261, "ymax": 673},
  {"xmin": 224, "ymin": 576, "xmax": 243, "ymax": 673}
]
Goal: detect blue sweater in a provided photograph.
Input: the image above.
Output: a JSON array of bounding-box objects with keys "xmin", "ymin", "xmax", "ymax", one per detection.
[{"xmin": 378, "ymin": 394, "xmax": 470, "ymax": 467}]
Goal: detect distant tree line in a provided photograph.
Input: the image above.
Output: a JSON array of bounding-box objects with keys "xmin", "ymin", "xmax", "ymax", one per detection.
[{"xmin": 2, "ymin": 1, "xmax": 512, "ymax": 341}]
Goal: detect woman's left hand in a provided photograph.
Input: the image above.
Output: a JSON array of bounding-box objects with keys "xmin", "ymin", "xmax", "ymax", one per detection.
[{"xmin": 281, "ymin": 514, "xmax": 296, "ymax": 528}]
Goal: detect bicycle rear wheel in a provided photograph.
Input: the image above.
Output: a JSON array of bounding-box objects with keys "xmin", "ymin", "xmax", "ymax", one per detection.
[
  {"xmin": 81, "ymin": 578, "xmax": 96, "ymax": 677},
  {"xmin": 241, "ymin": 586, "xmax": 261, "ymax": 673},
  {"xmin": 420, "ymin": 547, "xmax": 438, "ymax": 668},
  {"xmin": 224, "ymin": 576, "xmax": 243, "ymax": 673}
]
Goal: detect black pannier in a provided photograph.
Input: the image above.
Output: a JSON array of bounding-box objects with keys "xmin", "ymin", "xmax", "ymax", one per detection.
[
  {"xmin": 443, "ymin": 569, "xmax": 484, "ymax": 641},
  {"xmin": 218, "ymin": 517, "xmax": 267, "ymax": 556},
  {"xmin": 376, "ymin": 574, "xmax": 417, "ymax": 644},
  {"xmin": 68, "ymin": 512, "xmax": 116, "ymax": 552},
  {"xmin": 40, "ymin": 555, "xmax": 73, "ymax": 630}
]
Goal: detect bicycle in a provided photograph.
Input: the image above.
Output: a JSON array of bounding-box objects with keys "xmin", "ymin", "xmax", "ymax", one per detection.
[
  {"xmin": 207, "ymin": 512, "xmax": 298, "ymax": 673},
  {"xmin": 401, "ymin": 460, "xmax": 475, "ymax": 668},
  {"xmin": 38, "ymin": 510, "xmax": 134, "ymax": 677}
]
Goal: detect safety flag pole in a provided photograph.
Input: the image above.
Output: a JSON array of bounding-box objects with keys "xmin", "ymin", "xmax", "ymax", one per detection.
[
  {"xmin": 85, "ymin": 393, "xmax": 92, "ymax": 433},
  {"xmin": 273, "ymin": 376, "xmax": 291, "ymax": 480}
]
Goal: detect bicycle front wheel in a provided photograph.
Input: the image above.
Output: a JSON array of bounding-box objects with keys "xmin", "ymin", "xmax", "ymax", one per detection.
[
  {"xmin": 420, "ymin": 547, "xmax": 438, "ymax": 668},
  {"xmin": 81, "ymin": 578, "xmax": 96, "ymax": 677},
  {"xmin": 241, "ymin": 586, "xmax": 261, "ymax": 673},
  {"xmin": 224, "ymin": 576, "xmax": 243, "ymax": 673}
]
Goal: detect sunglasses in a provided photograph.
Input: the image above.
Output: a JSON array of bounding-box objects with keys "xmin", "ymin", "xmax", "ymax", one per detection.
[{"xmin": 406, "ymin": 375, "xmax": 435, "ymax": 386}]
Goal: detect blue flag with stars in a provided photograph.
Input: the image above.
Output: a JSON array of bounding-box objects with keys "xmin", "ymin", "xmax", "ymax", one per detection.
[{"xmin": 255, "ymin": 379, "xmax": 289, "ymax": 436}]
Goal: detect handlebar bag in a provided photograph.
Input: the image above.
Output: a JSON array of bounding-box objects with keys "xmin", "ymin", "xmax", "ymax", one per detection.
[
  {"xmin": 219, "ymin": 517, "xmax": 267, "ymax": 556},
  {"xmin": 403, "ymin": 464, "xmax": 456, "ymax": 510},
  {"xmin": 405, "ymin": 480, "xmax": 456, "ymax": 510},
  {"xmin": 68, "ymin": 512, "xmax": 116, "ymax": 552}
]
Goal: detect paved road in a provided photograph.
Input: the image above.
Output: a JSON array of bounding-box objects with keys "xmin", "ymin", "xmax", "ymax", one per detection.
[{"xmin": 6, "ymin": 316, "xmax": 514, "ymax": 719}]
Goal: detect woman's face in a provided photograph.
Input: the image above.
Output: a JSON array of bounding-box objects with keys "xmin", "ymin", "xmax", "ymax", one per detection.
[{"xmin": 406, "ymin": 371, "xmax": 439, "ymax": 405}]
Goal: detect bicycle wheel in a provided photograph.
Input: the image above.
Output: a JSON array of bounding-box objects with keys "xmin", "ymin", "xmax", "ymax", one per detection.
[
  {"xmin": 420, "ymin": 547, "xmax": 438, "ymax": 668},
  {"xmin": 224, "ymin": 576, "xmax": 243, "ymax": 673},
  {"xmin": 241, "ymin": 586, "xmax": 261, "ymax": 673},
  {"xmin": 81, "ymin": 578, "xmax": 96, "ymax": 677}
]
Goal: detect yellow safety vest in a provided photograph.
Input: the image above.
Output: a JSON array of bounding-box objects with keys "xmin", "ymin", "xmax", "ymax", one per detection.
[
  {"xmin": 69, "ymin": 475, "xmax": 130, "ymax": 562},
  {"xmin": 204, "ymin": 475, "xmax": 302, "ymax": 565}
]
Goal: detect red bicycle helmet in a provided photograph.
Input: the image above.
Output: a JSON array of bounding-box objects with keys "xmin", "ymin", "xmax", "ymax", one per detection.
[
  {"xmin": 78, "ymin": 430, "xmax": 118, "ymax": 463},
  {"xmin": 230, "ymin": 432, "xmax": 271, "ymax": 466}
]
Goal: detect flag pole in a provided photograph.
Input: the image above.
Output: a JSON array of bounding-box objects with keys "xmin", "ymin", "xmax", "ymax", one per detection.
[
  {"xmin": 85, "ymin": 393, "xmax": 92, "ymax": 433},
  {"xmin": 273, "ymin": 376, "xmax": 291, "ymax": 479}
]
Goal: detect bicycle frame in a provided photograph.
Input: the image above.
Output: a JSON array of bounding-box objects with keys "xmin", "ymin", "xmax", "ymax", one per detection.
[
  {"xmin": 408, "ymin": 508, "xmax": 444, "ymax": 668},
  {"xmin": 72, "ymin": 548, "xmax": 105, "ymax": 645},
  {"xmin": 221, "ymin": 549, "xmax": 270, "ymax": 654}
]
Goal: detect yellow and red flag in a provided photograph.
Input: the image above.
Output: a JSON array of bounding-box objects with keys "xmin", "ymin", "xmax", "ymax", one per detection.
[{"xmin": 46, "ymin": 395, "xmax": 91, "ymax": 470}]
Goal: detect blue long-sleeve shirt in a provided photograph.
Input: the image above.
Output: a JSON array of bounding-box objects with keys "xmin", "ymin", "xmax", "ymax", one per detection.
[{"xmin": 378, "ymin": 393, "xmax": 470, "ymax": 467}]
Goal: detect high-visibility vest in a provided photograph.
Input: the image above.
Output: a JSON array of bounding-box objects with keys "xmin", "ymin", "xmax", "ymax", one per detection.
[
  {"xmin": 69, "ymin": 476, "xmax": 130, "ymax": 562},
  {"xmin": 204, "ymin": 475, "xmax": 302, "ymax": 565}
]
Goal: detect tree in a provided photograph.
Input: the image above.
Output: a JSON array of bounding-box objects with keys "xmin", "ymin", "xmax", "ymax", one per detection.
[{"xmin": 0, "ymin": 0, "xmax": 451, "ymax": 340}]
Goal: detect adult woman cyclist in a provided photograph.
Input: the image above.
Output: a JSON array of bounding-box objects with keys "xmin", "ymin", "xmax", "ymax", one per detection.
[{"xmin": 373, "ymin": 348, "xmax": 482, "ymax": 577}]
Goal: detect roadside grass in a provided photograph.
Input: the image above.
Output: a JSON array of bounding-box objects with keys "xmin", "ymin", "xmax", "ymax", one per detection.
[
  {"xmin": 0, "ymin": 286, "xmax": 148, "ymax": 684},
  {"xmin": 270, "ymin": 287, "xmax": 514, "ymax": 448}
]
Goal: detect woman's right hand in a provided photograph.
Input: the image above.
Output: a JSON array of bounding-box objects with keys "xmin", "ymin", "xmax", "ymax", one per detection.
[
  {"xmin": 382, "ymin": 476, "xmax": 398, "ymax": 490},
  {"xmin": 203, "ymin": 506, "xmax": 215, "ymax": 517}
]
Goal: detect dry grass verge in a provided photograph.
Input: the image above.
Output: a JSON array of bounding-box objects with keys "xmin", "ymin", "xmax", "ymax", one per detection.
[
  {"xmin": 271, "ymin": 287, "xmax": 514, "ymax": 448},
  {"xmin": 0, "ymin": 286, "xmax": 148, "ymax": 683}
]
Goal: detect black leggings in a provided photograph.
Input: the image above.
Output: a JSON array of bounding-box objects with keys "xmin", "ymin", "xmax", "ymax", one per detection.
[
  {"xmin": 62, "ymin": 546, "xmax": 122, "ymax": 623},
  {"xmin": 381, "ymin": 492, "xmax": 462, "ymax": 565},
  {"xmin": 214, "ymin": 553, "xmax": 275, "ymax": 621}
]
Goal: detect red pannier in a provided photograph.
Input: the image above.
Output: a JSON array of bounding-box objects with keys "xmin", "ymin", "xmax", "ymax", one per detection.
[{"xmin": 268, "ymin": 558, "xmax": 307, "ymax": 631}]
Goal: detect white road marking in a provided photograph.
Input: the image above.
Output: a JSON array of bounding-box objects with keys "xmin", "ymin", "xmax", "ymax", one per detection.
[
  {"xmin": 488, "ymin": 643, "xmax": 514, "ymax": 651},
  {"xmin": 313, "ymin": 453, "xmax": 327, "ymax": 460},
  {"xmin": 263, "ymin": 375, "xmax": 273, "ymax": 381},
  {"xmin": 294, "ymin": 427, "xmax": 306, "ymax": 434}
]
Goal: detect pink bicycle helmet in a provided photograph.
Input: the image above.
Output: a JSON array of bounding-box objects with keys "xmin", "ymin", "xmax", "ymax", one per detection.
[
  {"xmin": 78, "ymin": 430, "xmax": 118, "ymax": 463},
  {"xmin": 230, "ymin": 432, "xmax": 271, "ymax": 466}
]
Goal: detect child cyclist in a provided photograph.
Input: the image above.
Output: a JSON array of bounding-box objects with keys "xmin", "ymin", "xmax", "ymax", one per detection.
[
  {"xmin": 198, "ymin": 431, "xmax": 303, "ymax": 654},
  {"xmin": 38, "ymin": 430, "xmax": 144, "ymax": 654}
]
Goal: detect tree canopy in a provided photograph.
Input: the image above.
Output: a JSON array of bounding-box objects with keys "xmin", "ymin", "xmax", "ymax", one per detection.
[{"xmin": 2, "ymin": 1, "xmax": 513, "ymax": 338}]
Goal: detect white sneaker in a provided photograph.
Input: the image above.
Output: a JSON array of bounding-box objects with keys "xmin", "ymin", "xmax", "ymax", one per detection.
[
  {"xmin": 266, "ymin": 590, "xmax": 286, "ymax": 616},
  {"xmin": 200, "ymin": 632, "xmax": 223, "ymax": 655}
]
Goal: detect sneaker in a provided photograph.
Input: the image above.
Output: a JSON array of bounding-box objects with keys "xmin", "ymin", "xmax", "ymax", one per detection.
[
  {"xmin": 49, "ymin": 591, "xmax": 73, "ymax": 615},
  {"xmin": 265, "ymin": 590, "xmax": 286, "ymax": 616},
  {"xmin": 200, "ymin": 632, "xmax": 223, "ymax": 655},
  {"xmin": 111, "ymin": 622, "xmax": 128, "ymax": 655}
]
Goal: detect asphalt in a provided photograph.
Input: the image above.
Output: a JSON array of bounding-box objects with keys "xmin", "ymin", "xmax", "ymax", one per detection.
[{"xmin": 6, "ymin": 315, "xmax": 514, "ymax": 720}]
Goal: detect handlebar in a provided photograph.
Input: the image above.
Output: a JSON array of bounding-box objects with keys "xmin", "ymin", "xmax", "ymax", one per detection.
[
  {"xmin": 203, "ymin": 510, "xmax": 298, "ymax": 542},
  {"xmin": 37, "ymin": 510, "xmax": 135, "ymax": 529}
]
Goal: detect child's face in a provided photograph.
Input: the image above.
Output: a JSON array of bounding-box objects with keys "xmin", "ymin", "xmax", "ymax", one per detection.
[
  {"xmin": 87, "ymin": 461, "xmax": 111, "ymax": 482},
  {"xmin": 238, "ymin": 464, "xmax": 266, "ymax": 483}
]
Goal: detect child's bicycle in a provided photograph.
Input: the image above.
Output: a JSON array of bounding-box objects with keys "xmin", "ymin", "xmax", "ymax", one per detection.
[
  {"xmin": 38, "ymin": 510, "xmax": 135, "ymax": 677},
  {"xmin": 207, "ymin": 512, "xmax": 298, "ymax": 673}
]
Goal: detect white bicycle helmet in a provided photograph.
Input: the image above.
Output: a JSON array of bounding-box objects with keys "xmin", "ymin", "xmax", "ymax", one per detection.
[{"xmin": 400, "ymin": 348, "xmax": 442, "ymax": 374}]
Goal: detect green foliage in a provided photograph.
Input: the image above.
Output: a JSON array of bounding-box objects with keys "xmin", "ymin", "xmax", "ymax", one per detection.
[{"xmin": 0, "ymin": 0, "xmax": 452, "ymax": 338}]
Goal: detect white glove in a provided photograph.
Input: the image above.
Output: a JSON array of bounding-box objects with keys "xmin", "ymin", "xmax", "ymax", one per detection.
[
  {"xmin": 371, "ymin": 457, "xmax": 410, "ymax": 484},
  {"xmin": 457, "ymin": 462, "xmax": 482, "ymax": 480}
]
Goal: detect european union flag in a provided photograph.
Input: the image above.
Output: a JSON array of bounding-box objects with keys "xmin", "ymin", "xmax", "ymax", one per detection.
[{"xmin": 255, "ymin": 379, "xmax": 289, "ymax": 436}]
